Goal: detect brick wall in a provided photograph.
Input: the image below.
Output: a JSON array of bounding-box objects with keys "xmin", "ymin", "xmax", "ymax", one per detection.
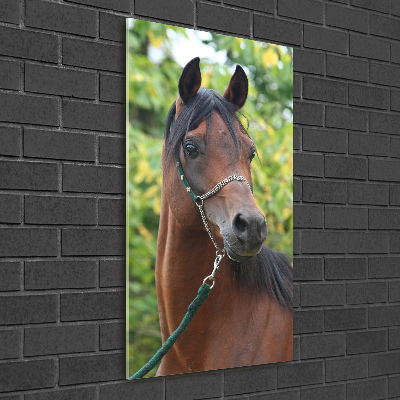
[{"xmin": 0, "ymin": 0, "xmax": 399, "ymax": 399}]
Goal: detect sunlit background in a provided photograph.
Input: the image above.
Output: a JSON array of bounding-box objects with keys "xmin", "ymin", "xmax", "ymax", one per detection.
[{"xmin": 127, "ymin": 19, "xmax": 293, "ymax": 378}]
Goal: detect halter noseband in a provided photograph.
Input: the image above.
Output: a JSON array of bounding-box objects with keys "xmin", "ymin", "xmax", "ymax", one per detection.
[{"xmin": 175, "ymin": 153, "xmax": 251, "ymax": 253}]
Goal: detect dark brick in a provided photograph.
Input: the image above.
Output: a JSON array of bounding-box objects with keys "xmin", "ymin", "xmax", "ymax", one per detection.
[
  {"xmin": 369, "ymin": 256, "xmax": 400, "ymax": 278},
  {"xmin": 60, "ymin": 353, "xmax": 124, "ymax": 385},
  {"xmin": 303, "ymin": 76, "xmax": 347, "ymax": 104},
  {"xmin": 370, "ymin": 209, "xmax": 400, "ymax": 230},
  {"xmin": 302, "ymin": 231, "xmax": 346, "ymax": 254},
  {"xmin": 293, "ymin": 73, "xmax": 301, "ymax": 98},
  {"xmin": 25, "ymin": 260, "xmax": 97, "ymax": 290},
  {"xmin": 277, "ymin": 361, "xmax": 323, "ymax": 388},
  {"xmin": 369, "ymin": 352, "xmax": 400, "ymax": 376},
  {"xmin": 348, "ymin": 232, "xmax": 389, "ymax": 253},
  {"xmin": 63, "ymin": 99, "xmax": 124, "ymax": 133},
  {"xmin": 99, "ymin": 198, "xmax": 125, "ymax": 226},
  {"xmin": 293, "ymin": 205, "xmax": 323, "ymax": 228},
  {"xmin": 61, "ymin": 291, "xmax": 124, "ymax": 321},
  {"xmin": 389, "ymin": 280, "xmax": 400, "ymax": 302},
  {"xmin": 278, "ymin": 0, "xmax": 323, "ymax": 23},
  {"xmin": 25, "ymin": 195, "xmax": 96, "ymax": 225},
  {"xmin": 63, "ymin": 38, "xmax": 124, "ymax": 73},
  {"xmin": 393, "ymin": 0, "xmax": 400, "ymax": 16},
  {"xmin": 0, "ymin": 228, "xmax": 58, "ymax": 257},
  {"xmin": 303, "ymin": 180, "xmax": 347, "ymax": 204},
  {"xmin": 225, "ymin": 365, "xmax": 275, "ymax": 395},
  {"xmin": 293, "ymin": 49, "xmax": 324, "ymax": 75},
  {"xmin": 252, "ymin": 390, "xmax": 300, "ymax": 400},
  {"xmin": 293, "ymin": 310, "xmax": 324, "ymax": 334},
  {"xmin": 393, "ymin": 41, "xmax": 400, "ymax": 64},
  {"xmin": 25, "ymin": 63, "xmax": 96, "ymax": 99},
  {"xmin": 24, "ymin": 129, "xmax": 95, "ymax": 161},
  {"xmin": 62, "ymin": 228, "xmax": 124, "ymax": 255},
  {"xmin": 293, "ymin": 178, "xmax": 302, "ymax": 202},
  {"xmin": 293, "ymin": 101, "xmax": 323, "ymax": 126},
  {"xmin": 293, "ymin": 126, "xmax": 301, "ymax": 150},
  {"xmin": 325, "ymin": 206, "xmax": 367, "ymax": 230},
  {"xmin": 100, "ymin": 379, "xmax": 164, "ymax": 400},
  {"xmin": 303, "ymin": 128, "xmax": 347, "ymax": 154},
  {"xmin": 370, "ymin": 62, "xmax": 400, "ymax": 87},
  {"xmin": 0, "ymin": 262, "xmax": 21, "ymax": 291},
  {"xmin": 392, "ymin": 89, "xmax": 400, "ymax": 111},
  {"xmin": 225, "ymin": 0, "xmax": 275, "ymax": 13},
  {"xmin": 350, "ymin": 0, "xmax": 388, "ymax": 12},
  {"xmin": 100, "ymin": 322, "xmax": 124, "ymax": 350},
  {"xmin": 325, "ymin": 307, "xmax": 366, "ymax": 331},
  {"xmin": 26, "ymin": 0, "xmax": 96, "ymax": 37},
  {"xmin": 389, "ymin": 327, "xmax": 400, "ymax": 350},
  {"xmin": 391, "ymin": 185, "xmax": 400, "ymax": 205},
  {"xmin": 327, "ymin": 54, "xmax": 368, "ymax": 82},
  {"xmin": 370, "ymin": 14, "xmax": 400, "ymax": 40},
  {"xmin": 293, "ymin": 153, "xmax": 323, "ymax": 177},
  {"xmin": 0, "ymin": 126, "xmax": 21, "ymax": 156},
  {"xmin": 391, "ymin": 137, "xmax": 400, "ymax": 158},
  {"xmin": 197, "ymin": 2, "xmax": 250, "ymax": 36},
  {"xmin": 370, "ymin": 159, "xmax": 400, "ymax": 182},
  {"xmin": 100, "ymin": 74, "xmax": 125, "ymax": 103},
  {"xmin": 99, "ymin": 13, "xmax": 125, "ymax": 43},
  {"xmin": 391, "ymin": 232, "xmax": 400, "ymax": 253},
  {"xmin": 349, "ymin": 84, "xmax": 389, "ymax": 110},
  {"xmin": 99, "ymin": 136, "xmax": 125, "ymax": 164},
  {"xmin": 25, "ymin": 387, "xmax": 97, "ymax": 400},
  {"xmin": 349, "ymin": 133, "xmax": 389, "ymax": 157},
  {"xmin": 303, "ymin": 283, "xmax": 346, "ymax": 307},
  {"xmin": 347, "ymin": 281, "xmax": 387, "ymax": 304},
  {"xmin": 326, "ymin": 105, "xmax": 367, "ymax": 131},
  {"xmin": 293, "ymin": 257, "xmax": 323, "ymax": 281},
  {"xmin": 0, "ymin": 359, "xmax": 55, "ymax": 392},
  {"xmin": 0, "ymin": 294, "xmax": 57, "ymax": 325},
  {"xmin": 325, "ymin": 257, "xmax": 367, "ymax": 280},
  {"xmin": 347, "ymin": 377, "xmax": 387, "ymax": 400},
  {"xmin": 63, "ymin": 164, "xmax": 124, "ymax": 194},
  {"xmin": 0, "ymin": 92, "xmax": 58, "ymax": 126},
  {"xmin": 0, "ymin": 0, "xmax": 20, "ymax": 23},
  {"xmin": 25, "ymin": 324, "xmax": 96, "ymax": 356},
  {"xmin": 326, "ymin": 356, "xmax": 367, "ymax": 382},
  {"xmin": 325, "ymin": 155, "xmax": 367, "ymax": 180},
  {"xmin": 369, "ymin": 304, "xmax": 400, "ymax": 327},
  {"xmin": 254, "ymin": 14, "xmax": 302, "ymax": 46},
  {"xmin": 370, "ymin": 111, "xmax": 400, "ymax": 135},
  {"xmin": 0, "ymin": 26, "xmax": 58, "ymax": 62},
  {"xmin": 0, "ymin": 194, "xmax": 21, "ymax": 224},
  {"xmin": 293, "ymin": 283, "xmax": 300, "ymax": 308},
  {"xmin": 0, "ymin": 59, "xmax": 20, "ymax": 90},
  {"xmin": 100, "ymin": 259, "xmax": 124, "ymax": 287},
  {"xmin": 304, "ymin": 25, "xmax": 348, "ymax": 54},
  {"xmin": 348, "ymin": 182, "xmax": 388, "ymax": 205},
  {"xmin": 389, "ymin": 375, "xmax": 400, "ymax": 398},
  {"xmin": 301, "ymin": 384, "xmax": 345, "ymax": 400},
  {"xmin": 294, "ymin": 230, "xmax": 300, "ymax": 255},
  {"xmin": 0, "ymin": 330, "xmax": 20, "ymax": 359},
  {"xmin": 65, "ymin": 0, "xmax": 130, "ymax": 12},
  {"xmin": 326, "ymin": 3, "xmax": 368, "ymax": 32},
  {"xmin": 136, "ymin": 0, "xmax": 193, "ymax": 25},
  {"xmin": 347, "ymin": 330, "xmax": 387, "ymax": 355}
]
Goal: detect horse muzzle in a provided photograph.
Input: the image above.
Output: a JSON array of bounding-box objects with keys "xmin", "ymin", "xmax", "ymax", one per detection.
[{"xmin": 224, "ymin": 209, "xmax": 268, "ymax": 262}]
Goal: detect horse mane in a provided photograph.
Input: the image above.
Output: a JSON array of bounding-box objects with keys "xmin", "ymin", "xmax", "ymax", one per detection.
[
  {"xmin": 163, "ymin": 86, "xmax": 293, "ymax": 312},
  {"xmin": 232, "ymin": 245, "xmax": 293, "ymax": 312}
]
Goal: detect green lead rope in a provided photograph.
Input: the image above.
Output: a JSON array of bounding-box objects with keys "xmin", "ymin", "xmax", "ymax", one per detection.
[{"xmin": 129, "ymin": 283, "xmax": 211, "ymax": 380}]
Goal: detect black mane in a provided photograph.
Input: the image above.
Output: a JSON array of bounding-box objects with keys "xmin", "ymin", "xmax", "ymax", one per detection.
[{"xmin": 164, "ymin": 87, "xmax": 293, "ymax": 312}]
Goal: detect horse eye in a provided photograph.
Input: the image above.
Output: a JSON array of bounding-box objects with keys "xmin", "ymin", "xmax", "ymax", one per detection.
[
  {"xmin": 250, "ymin": 148, "xmax": 256, "ymax": 162},
  {"xmin": 183, "ymin": 143, "xmax": 198, "ymax": 156}
]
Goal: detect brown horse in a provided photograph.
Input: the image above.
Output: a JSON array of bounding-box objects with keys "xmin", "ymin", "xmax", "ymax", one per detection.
[{"xmin": 155, "ymin": 58, "xmax": 292, "ymax": 376}]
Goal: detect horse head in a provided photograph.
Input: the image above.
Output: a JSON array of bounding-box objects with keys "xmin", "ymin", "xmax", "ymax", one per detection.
[{"xmin": 163, "ymin": 57, "xmax": 268, "ymax": 262}]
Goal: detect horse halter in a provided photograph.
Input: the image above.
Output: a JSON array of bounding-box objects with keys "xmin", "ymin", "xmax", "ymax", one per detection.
[{"xmin": 175, "ymin": 153, "xmax": 251, "ymax": 285}]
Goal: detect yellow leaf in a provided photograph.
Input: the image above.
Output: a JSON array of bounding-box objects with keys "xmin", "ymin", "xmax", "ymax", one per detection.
[
  {"xmin": 262, "ymin": 48, "xmax": 278, "ymax": 67},
  {"xmin": 138, "ymin": 223, "xmax": 154, "ymax": 241},
  {"xmin": 147, "ymin": 30, "xmax": 163, "ymax": 48}
]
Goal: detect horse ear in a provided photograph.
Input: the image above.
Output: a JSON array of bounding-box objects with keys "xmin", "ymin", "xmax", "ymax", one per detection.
[
  {"xmin": 178, "ymin": 57, "xmax": 201, "ymax": 103},
  {"xmin": 223, "ymin": 65, "xmax": 248, "ymax": 109}
]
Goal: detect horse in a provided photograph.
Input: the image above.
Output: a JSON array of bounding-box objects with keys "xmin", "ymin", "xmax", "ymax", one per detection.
[{"xmin": 155, "ymin": 57, "xmax": 293, "ymax": 376}]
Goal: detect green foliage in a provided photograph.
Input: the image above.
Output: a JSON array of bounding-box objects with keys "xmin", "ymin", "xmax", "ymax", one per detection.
[{"xmin": 127, "ymin": 19, "xmax": 293, "ymax": 377}]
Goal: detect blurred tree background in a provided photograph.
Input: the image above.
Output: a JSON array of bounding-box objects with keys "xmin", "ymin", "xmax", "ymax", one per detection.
[{"xmin": 127, "ymin": 19, "xmax": 293, "ymax": 377}]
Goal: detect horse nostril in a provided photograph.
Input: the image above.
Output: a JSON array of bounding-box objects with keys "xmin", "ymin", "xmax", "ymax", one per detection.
[
  {"xmin": 232, "ymin": 211, "xmax": 268, "ymax": 244},
  {"xmin": 232, "ymin": 213, "xmax": 249, "ymax": 242}
]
